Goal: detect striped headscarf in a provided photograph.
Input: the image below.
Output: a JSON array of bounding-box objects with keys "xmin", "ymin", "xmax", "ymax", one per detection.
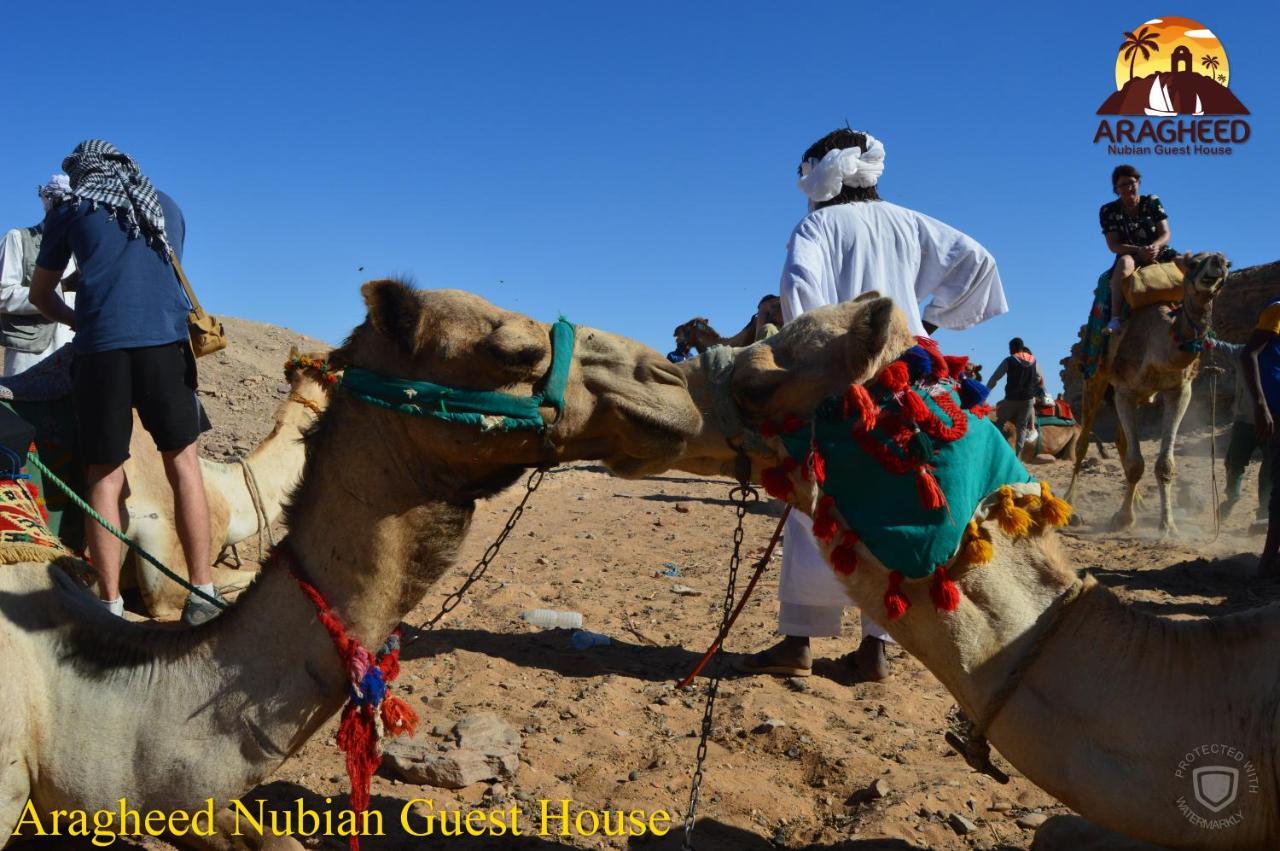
[{"xmin": 61, "ymin": 140, "xmax": 169, "ymax": 254}]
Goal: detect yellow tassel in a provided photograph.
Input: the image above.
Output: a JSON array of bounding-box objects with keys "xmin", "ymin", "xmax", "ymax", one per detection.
[
  {"xmin": 959, "ymin": 520, "xmax": 994, "ymax": 565},
  {"xmin": 996, "ymin": 486, "xmax": 1033, "ymax": 537},
  {"xmin": 1039, "ymin": 481, "xmax": 1073, "ymax": 527}
]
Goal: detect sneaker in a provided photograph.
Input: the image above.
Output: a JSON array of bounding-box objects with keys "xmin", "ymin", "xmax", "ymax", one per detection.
[
  {"xmin": 1103, "ymin": 318, "xmax": 1121, "ymax": 335},
  {"xmin": 181, "ymin": 588, "xmax": 229, "ymax": 627}
]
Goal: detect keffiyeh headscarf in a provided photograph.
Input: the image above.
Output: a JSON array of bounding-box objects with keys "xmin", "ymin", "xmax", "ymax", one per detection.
[
  {"xmin": 797, "ymin": 134, "xmax": 886, "ymax": 203},
  {"xmin": 61, "ymin": 140, "xmax": 170, "ymax": 254}
]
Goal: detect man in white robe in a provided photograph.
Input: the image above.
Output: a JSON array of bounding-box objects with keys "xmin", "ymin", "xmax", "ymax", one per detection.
[{"xmin": 739, "ymin": 128, "xmax": 1008, "ymax": 680}]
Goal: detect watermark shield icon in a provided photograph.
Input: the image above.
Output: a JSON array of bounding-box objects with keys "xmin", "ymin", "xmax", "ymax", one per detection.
[{"xmin": 1193, "ymin": 766, "xmax": 1239, "ymax": 813}]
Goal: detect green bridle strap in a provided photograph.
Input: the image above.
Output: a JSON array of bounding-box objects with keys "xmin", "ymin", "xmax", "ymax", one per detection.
[{"xmin": 340, "ymin": 318, "xmax": 576, "ymax": 432}]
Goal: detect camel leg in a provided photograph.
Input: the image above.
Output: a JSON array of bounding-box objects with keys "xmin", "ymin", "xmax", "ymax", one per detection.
[
  {"xmin": 0, "ymin": 719, "xmax": 30, "ymax": 845},
  {"xmin": 1154, "ymin": 384, "xmax": 1193, "ymax": 536},
  {"xmin": 1111, "ymin": 389, "xmax": 1143, "ymax": 530},
  {"xmin": 1067, "ymin": 375, "xmax": 1109, "ymax": 518}
]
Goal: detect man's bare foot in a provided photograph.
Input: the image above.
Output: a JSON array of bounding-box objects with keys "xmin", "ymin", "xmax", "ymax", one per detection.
[
  {"xmin": 843, "ymin": 636, "xmax": 891, "ymax": 682},
  {"xmin": 735, "ymin": 636, "xmax": 812, "ymax": 676}
]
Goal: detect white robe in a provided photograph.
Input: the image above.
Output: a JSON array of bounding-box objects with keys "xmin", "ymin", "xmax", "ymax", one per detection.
[
  {"xmin": 0, "ymin": 227, "xmax": 76, "ymax": 376},
  {"xmin": 776, "ymin": 201, "xmax": 1008, "ymax": 637}
]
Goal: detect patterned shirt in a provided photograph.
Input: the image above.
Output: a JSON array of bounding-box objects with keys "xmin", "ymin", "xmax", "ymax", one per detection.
[{"xmin": 1099, "ymin": 195, "xmax": 1169, "ymax": 247}]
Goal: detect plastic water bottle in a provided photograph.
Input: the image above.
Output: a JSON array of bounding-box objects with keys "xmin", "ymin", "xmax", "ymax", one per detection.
[
  {"xmin": 521, "ymin": 609, "xmax": 583, "ymax": 630},
  {"xmin": 570, "ymin": 630, "xmax": 610, "ymax": 650}
]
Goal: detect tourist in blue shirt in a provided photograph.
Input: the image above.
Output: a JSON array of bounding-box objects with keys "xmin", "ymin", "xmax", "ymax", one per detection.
[{"xmin": 29, "ymin": 140, "xmax": 224, "ymax": 625}]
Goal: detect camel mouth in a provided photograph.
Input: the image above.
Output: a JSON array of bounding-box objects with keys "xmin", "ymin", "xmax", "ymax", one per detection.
[{"xmin": 595, "ymin": 397, "xmax": 697, "ymax": 477}]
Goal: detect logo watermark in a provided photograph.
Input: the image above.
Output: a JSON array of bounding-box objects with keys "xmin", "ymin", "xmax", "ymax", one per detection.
[
  {"xmin": 1094, "ymin": 16, "xmax": 1251, "ymax": 156},
  {"xmin": 1173, "ymin": 743, "xmax": 1260, "ymax": 830}
]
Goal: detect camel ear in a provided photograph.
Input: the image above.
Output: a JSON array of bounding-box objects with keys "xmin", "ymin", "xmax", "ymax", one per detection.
[
  {"xmin": 850, "ymin": 290, "xmax": 883, "ymax": 305},
  {"xmin": 361, "ymin": 279, "xmax": 424, "ymax": 355},
  {"xmin": 845, "ymin": 297, "xmax": 898, "ymax": 381}
]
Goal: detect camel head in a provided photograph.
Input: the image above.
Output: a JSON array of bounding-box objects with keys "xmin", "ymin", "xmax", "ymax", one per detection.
[
  {"xmin": 330, "ymin": 281, "xmax": 702, "ymax": 486},
  {"xmin": 673, "ymin": 317, "xmax": 717, "ymax": 355},
  {"xmin": 671, "ymin": 291, "xmax": 915, "ymax": 478},
  {"xmin": 1183, "ymin": 251, "xmax": 1231, "ymax": 302}
]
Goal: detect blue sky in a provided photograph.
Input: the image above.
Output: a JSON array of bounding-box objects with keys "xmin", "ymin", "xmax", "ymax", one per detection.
[{"xmin": 3, "ymin": 1, "xmax": 1277, "ymax": 393}]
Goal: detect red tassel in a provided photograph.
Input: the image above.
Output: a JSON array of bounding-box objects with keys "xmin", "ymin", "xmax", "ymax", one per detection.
[
  {"xmin": 831, "ymin": 531, "xmax": 859, "ymax": 575},
  {"xmin": 902, "ymin": 390, "xmax": 932, "ymax": 423},
  {"xmin": 930, "ymin": 566, "xmax": 961, "ymax": 612},
  {"xmin": 843, "ymin": 383, "xmax": 880, "ymax": 430},
  {"xmin": 971, "ymin": 403, "xmax": 993, "ymax": 419},
  {"xmin": 381, "ymin": 696, "xmax": 419, "ymax": 737},
  {"xmin": 916, "ymin": 466, "xmax": 946, "ymax": 510},
  {"xmin": 335, "ymin": 705, "xmax": 379, "ymax": 850},
  {"xmin": 884, "ymin": 571, "xmax": 910, "ymax": 620},
  {"xmin": 808, "ymin": 447, "xmax": 826, "ymax": 486},
  {"xmin": 880, "ymin": 361, "xmax": 910, "ymax": 393},
  {"xmin": 943, "ymin": 355, "xmax": 969, "ymax": 379},
  {"xmin": 760, "ymin": 420, "xmax": 779, "ymax": 438},
  {"xmin": 780, "ymin": 414, "xmax": 804, "ymax": 434},
  {"xmin": 762, "ymin": 466, "xmax": 794, "ymax": 499},
  {"xmin": 812, "ymin": 495, "xmax": 838, "ymax": 542}
]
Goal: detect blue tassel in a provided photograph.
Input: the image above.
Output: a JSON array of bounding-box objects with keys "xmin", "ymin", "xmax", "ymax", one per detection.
[
  {"xmin": 900, "ymin": 346, "xmax": 933, "ymax": 381},
  {"xmin": 359, "ymin": 667, "xmax": 387, "ymax": 707},
  {"xmin": 959, "ymin": 378, "xmax": 990, "ymax": 410}
]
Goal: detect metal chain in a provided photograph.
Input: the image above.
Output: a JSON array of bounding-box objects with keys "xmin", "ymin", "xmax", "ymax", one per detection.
[
  {"xmin": 683, "ymin": 481, "xmax": 757, "ymax": 850},
  {"xmin": 407, "ymin": 465, "xmax": 547, "ymax": 640}
]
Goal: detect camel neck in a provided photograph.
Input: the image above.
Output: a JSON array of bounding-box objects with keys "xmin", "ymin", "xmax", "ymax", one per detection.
[
  {"xmin": 835, "ymin": 537, "xmax": 1279, "ymax": 846},
  {"xmin": 44, "ymin": 396, "xmax": 477, "ymax": 813}
]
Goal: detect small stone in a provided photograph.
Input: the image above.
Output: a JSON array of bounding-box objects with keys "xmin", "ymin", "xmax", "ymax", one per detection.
[
  {"xmin": 628, "ymin": 770, "xmax": 640, "ymax": 781},
  {"xmin": 671, "ymin": 583, "xmax": 701, "ymax": 596},
  {"xmin": 1016, "ymin": 812, "xmax": 1049, "ymax": 829},
  {"xmin": 785, "ymin": 677, "xmax": 810, "ymax": 693},
  {"xmin": 674, "ymin": 503, "xmax": 690, "ymax": 513},
  {"xmin": 431, "ymin": 722, "xmax": 452, "ymax": 737},
  {"xmin": 382, "ymin": 739, "xmax": 497, "ymax": 789},
  {"xmin": 948, "ymin": 814, "xmax": 977, "ymax": 835},
  {"xmin": 868, "ymin": 778, "xmax": 890, "ymax": 799},
  {"xmin": 754, "ymin": 719, "xmax": 786, "ymax": 733},
  {"xmin": 989, "ymin": 801, "xmax": 1012, "ymax": 813},
  {"xmin": 784, "ymin": 747, "xmax": 800, "ymax": 759},
  {"xmin": 552, "ymin": 735, "xmax": 564, "ymax": 744}
]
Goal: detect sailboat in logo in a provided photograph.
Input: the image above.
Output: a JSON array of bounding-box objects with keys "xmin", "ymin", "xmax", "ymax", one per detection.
[{"xmin": 1145, "ymin": 76, "xmax": 1203, "ymax": 116}]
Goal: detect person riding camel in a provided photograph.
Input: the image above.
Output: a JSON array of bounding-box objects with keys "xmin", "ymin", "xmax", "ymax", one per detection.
[{"xmin": 1101, "ymin": 164, "xmax": 1178, "ymax": 334}]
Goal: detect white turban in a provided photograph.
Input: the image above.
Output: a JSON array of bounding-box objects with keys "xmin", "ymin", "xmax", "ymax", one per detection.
[
  {"xmin": 796, "ymin": 134, "xmax": 886, "ymax": 203},
  {"xmin": 38, "ymin": 173, "xmax": 73, "ymax": 201}
]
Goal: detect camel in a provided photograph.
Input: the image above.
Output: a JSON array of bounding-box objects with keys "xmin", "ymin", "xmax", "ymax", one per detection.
[
  {"xmin": 666, "ymin": 292, "xmax": 1279, "ymax": 849},
  {"xmin": 673, "ymin": 315, "xmax": 756, "ymax": 356},
  {"xmin": 1000, "ymin": 419, "xmax": 1079, "ymax": 463},
  {"xmin": 120, "ymin": 354, "xmax": 330, "ymax": 617},
  {"xmin": 1067, "ymin": 253, "xmax": 1231, "ymax": 532},
  {"xmin": 672, "ymin": 296, "xmax": 782, "ymax": 358},
  {"xmin": 0, "ymin": 280, "xmax": 780, "ymax": 850}
]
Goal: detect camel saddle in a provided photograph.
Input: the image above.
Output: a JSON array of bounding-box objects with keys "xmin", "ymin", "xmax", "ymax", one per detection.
[{"xmin": 1120, "ymin": 261, "xmax": 1183, "ymax": 309}]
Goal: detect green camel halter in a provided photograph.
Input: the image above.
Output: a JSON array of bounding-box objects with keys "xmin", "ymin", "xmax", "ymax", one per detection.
[{"xmin": 340, "ymin": 318, "xmax": 576, "ymax": 431}]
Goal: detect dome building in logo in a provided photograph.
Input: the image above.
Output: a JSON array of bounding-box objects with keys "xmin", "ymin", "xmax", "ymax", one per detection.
[{"xmin": 1097, "ymin": 17, "xmax": 1248, "ymax": 116}]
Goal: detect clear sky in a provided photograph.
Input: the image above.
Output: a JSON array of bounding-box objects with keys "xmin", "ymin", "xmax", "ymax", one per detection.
[{"xmin": 3, "ymin": 1, "xmax": 1276, "ymax": 393}]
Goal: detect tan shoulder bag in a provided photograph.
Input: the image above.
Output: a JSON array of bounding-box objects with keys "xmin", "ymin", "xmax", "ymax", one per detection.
[{"xmin": 169, "ymin": 250, "xmax": 228, "ymax": 358}]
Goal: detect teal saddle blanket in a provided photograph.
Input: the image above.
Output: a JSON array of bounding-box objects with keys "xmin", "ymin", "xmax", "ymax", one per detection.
[{"xmin": 780, "ymin": 389, "xmax": 1032, "ymax": 579}]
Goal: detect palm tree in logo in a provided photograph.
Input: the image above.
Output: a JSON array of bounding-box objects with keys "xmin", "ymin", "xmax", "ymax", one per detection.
[
  {"xmin": 1120, "ymin": 27, "xmax": 1160, "ymax": 81},
  {"xmin": 1201, "ymin": 54, "xmax": 1220, "ymax": 77}
]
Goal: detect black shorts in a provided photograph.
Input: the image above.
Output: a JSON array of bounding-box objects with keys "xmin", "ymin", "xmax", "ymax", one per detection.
[{"xmin": 72, "ymin": 342, "xmax": 205, "ymax": 467}]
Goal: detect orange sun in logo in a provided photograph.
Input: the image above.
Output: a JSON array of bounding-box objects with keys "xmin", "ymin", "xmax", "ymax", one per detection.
[
  {"xmin": 1114, "ymin": 16, "xmax": 1229, "ymax": 89},
  {"xmin": 1098, "ymin": 16, "xmax": 1248, "ymax": 115}
]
